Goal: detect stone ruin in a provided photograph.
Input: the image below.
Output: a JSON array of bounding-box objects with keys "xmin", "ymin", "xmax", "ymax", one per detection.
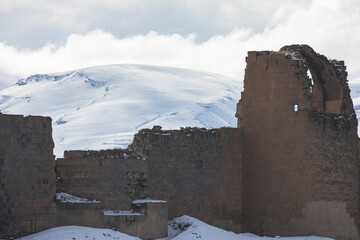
[
  {"xmin": 0, "ymin": 44, "xmax": 359, "ymax": 240},
  {"xmin": 238, "ymin": 45, "xmax": 359, "ymax": 239}
]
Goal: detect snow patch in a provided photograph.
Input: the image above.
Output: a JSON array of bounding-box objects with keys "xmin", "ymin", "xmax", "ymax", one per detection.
[
  {"xmin": 103, "ymin": 210, "xmax": 142, "ymax": 216},
  {"xmin": 55, "ymin": 192, "xmax": 101, "ymax": 203},
  {"xmin": 133, "ymin": 199, "xmax": 167, "ymax": 204},
  {"xmin": 16, "ymin": 226, "xmax": 141, "ymax": 240}
]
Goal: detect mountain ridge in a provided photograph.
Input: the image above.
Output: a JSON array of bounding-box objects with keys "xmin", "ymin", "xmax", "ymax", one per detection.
[{"xmin": 0, "ymin": 64, "xmax": 241, "ymax": 157}]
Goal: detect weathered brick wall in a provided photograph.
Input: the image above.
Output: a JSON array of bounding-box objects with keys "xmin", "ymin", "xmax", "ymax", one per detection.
[
  {"xmin": 130, "ymin": 126, "xmax": 242, "ymax": 232},
  {"xmin": 238, "ymin": 45, "xmax": 359, "ymax": 240},
  {"xmin": 56, "ymin": 202, "xmax": 105, "ymax": 228},
  {"xmin": 104, "ymin": 201, "xmax": 168, "ymax": 239},
  {"xmin": 56, "ymin": 149, "xmax": 148, "ymax": 210},
  {"xmin": 57, "ymin": 201, "xmax": 168, "ymax": 239},
  {"xmin": 0, "ymin": 114, "xmax": 56, "ymax": 238}
]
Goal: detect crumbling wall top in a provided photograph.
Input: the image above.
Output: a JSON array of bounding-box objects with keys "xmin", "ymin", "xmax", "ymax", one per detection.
[
  {"xmin": 244, "ymin": 44, "xmax": 354, "ymax": 115},
  {"xmin": 62, "ymin": 149, "xmax": 142, "ymax": 160},
  {"xmin": 280, "ymin": 44, "xmax": 353, "ymax": 114}
]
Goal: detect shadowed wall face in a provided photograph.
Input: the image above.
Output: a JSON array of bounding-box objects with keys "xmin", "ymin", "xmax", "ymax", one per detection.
[
  {"xmin": 237, "ymin": 45, "xmax": 359, "ymax": 240},
  {"xmin": 0, "ymin": 114, "xmax": 56, "ymax": 238},
  {"xmin": 130, "ymin": 127, "xmax": 243, "ymax": 232},
  {"xmin": 56, "ymin": 149, "xmax": 148, "ymax": 210}
]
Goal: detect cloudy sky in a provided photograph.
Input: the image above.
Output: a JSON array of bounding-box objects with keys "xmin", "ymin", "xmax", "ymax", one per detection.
[{"xmin": 0, "ymin": 0, "xmax": 359, "ymax": 88}]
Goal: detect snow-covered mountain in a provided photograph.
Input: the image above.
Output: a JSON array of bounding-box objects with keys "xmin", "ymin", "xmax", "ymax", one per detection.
[
  {"xmin": 0, "ymin": 64, "xmax": 241, "ymax": 157},
  {"xmin": 2, "ymin": 64, "xmax": 360, "ymax": 158},
  {"xmin": 349, "ymin": 78, "xmax": 360, "ymax": 123}
]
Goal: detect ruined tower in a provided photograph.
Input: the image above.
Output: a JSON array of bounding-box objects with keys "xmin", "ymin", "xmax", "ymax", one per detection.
[{"xmin": 237, "ymin": 45, "xmax": 360, "ymax": 239}]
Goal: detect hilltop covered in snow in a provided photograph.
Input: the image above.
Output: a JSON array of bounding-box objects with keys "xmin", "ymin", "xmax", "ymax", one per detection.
[
  {"xmin": 0, "ymin": 64, "xmax": 241, "ymax": 157},
  {"xmin": 2, "ymin": 64, "xmax": 360, "ymax": 158},
  {"xmin": 348, "ymin": 77, "xmax": 360, "ymax": 123}
]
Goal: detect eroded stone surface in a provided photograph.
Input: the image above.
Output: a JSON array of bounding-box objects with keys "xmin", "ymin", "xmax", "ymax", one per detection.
[
  {"xmin": 130, "ymin": 126, "xmax": 243, "ymax": 233},
  {"xmin": 264, "ymin": 201, "xmax": 358, "ymax": 239},
  {"xmin": 0, "ymin": 114, "xmax": 56, "ymax": 238},
  {"xmin": 56, "ymin": 149, "xmax": 148, "ymax": 210}
]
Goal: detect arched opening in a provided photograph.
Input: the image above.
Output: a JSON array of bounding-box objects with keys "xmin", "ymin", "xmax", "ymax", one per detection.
[
  {"xmin": 299, "ymin": 47, "xmax": 343, "ymax": 114},
  {"xmin": 281, "ymin": 44, "xmax": 352, "ymax": 115},
  {"xmin": 307, "ymin": 63, "xmax": 342, "ymax": 114}
]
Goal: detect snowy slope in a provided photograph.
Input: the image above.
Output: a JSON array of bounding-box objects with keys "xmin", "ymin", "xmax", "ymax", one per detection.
[
  {"xmin": 17, "ymin": 226, "xmax": 141, "ymax": 240},
  {"xmin": 349, "ymin": 78, "xmax": 360, "ymax": 136},
  {"xmin": 0, "ymin": 64, "xmax": 241, "ymax": 157},
  {"xmin": 163, "ymin": 216, "xmax": 333, "ymax": 240},
  {"xmin": 0, "ymin": 71, "xmax": 17, "ymax": 90},
  {"xmin": 18, "ymin": 216, "xmax": 333, "ymax": 240}
]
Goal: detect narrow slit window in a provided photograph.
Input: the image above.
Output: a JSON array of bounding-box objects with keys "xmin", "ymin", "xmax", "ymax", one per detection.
[
  {"xmin": 294, "ymin": 104, "xmax": 299, "ymax": 112},
  {"xmin": 307, "ymin": 69, "xmax": 313, "ymax": 83}
]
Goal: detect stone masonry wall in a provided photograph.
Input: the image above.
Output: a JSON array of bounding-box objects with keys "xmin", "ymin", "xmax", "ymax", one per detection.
[
  {"xmin": 130, "ymin": 126, "xmax": 242, "ymax": 232},
  {"xmin": 0, "ymin": 114, "xmax": 56, "ymax": 238},
  {"xmin": 56, "ymin": 200, "xmax": 168, "ymax": 239},
  {"xmin": 238, "ymin": 45, "xmax": 360, "ymax": 240},
  {"xmin": 105, "ymin": 201, "xmax": 168, "ymax": 239},
  {"xmin": 56, "ymin": 149, "xmax": 148, "ymax": 210}
]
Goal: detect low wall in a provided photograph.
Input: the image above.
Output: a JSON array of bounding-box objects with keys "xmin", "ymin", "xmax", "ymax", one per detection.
[
  {"xmin": 105, "ymin": 201, "xmax": 168, "ymax": 239},
  {"xmin": 57, "ymin": 202, "xmax": 105, "ymax": 228},
  {"xmin": 57, "ymin": 200, "xmax": 168, "ymax": 239},
  {"xmin": 56, "ymin": 149, "xmax": 148, "ymax": 210},
  {"xmin": 130, "ymin": 126, "xmax": 243, "ymax": 232}
]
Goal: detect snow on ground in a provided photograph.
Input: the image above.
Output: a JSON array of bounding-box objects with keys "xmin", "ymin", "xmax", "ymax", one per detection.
[
  {"xmin": 16, "ymin": 226, "xmax": 141, "ymax": 240},
  {"xmin": 161, "ymin": 216, "xmax": 333, "ymax": 240},
  {"xmin": 0, "ymin": 64, "xmax": 241, "ymax": 158},
  {"xmin": 17, "ymin": 215, "xmax": 334, "ymax": 240}
]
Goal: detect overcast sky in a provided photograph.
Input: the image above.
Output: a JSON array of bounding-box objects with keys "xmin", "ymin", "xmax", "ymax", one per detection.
[{"xmin": 0, "ymin": 0, "xmax": 359, "ymax": 87}]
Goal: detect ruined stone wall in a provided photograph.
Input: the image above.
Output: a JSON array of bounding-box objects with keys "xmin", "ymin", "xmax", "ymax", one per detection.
[
  {"xmin": 0, "ymin": 114, "xmax": 56, "ymax": 238},
  {"xmin": 56, "ymin": 149, "xmax": 148, "ymax": 210},
  {"xmin": 238, "ymin": 45, "xmax": 360, "ymax": 240},
  {"xmin": 130, "ymin": 126, "xmax": 242, "ymax": 232}
]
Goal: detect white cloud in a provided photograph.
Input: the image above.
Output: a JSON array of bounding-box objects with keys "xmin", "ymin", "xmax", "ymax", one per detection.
[
  {"xmin": 0, "ymin": 29, "xmax": 248, "ymax": 82},
  {"xmin": 0, "ymin": 0, "xmax": 359, "ymax": 86},
  {"xmin": 0, "ymin": 0, "xmax": 142, "ymax": 12},
  {"xmin": 0, "ymin": 0, "xmax": 302, "ymax": 48}
]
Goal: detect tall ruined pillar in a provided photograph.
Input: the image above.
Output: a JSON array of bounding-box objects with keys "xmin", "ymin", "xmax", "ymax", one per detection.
[
  {"xmin": 238, "ymin": 45, "xmax": 360, "ymax": 240},
  {"xmin": 0, "ymin": 114, "xmax": 56, "ymax": 238}
]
